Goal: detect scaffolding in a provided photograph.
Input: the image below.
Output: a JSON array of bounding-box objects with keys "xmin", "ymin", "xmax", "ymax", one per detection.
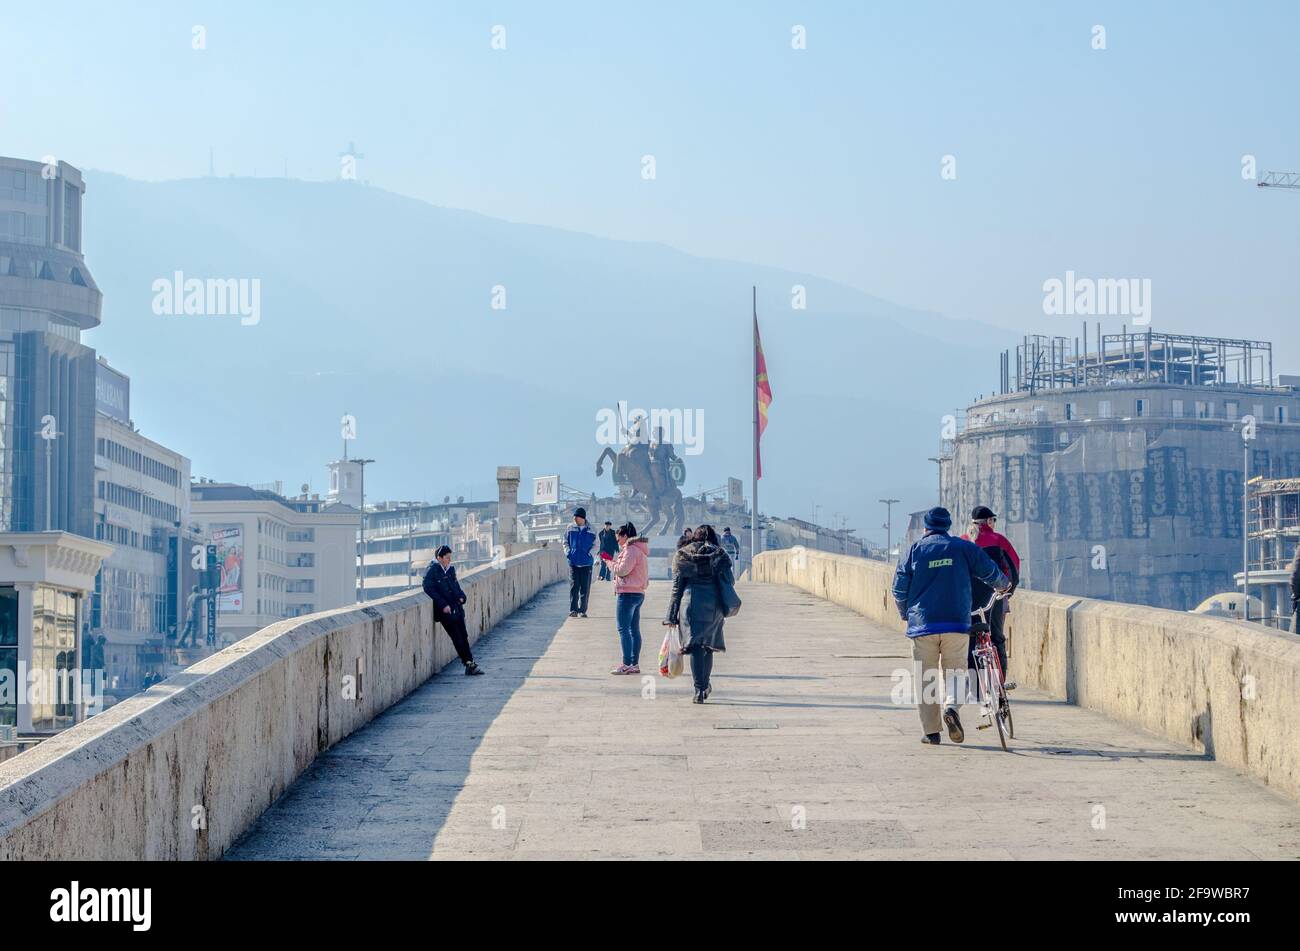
[
  {"xmin": 1003, "ymin": 328, "xmax": 1275, "ymax": 394},
  {"xmin": 1248, "ymin": 476, "xmax": 1300, "ymax": 573}
]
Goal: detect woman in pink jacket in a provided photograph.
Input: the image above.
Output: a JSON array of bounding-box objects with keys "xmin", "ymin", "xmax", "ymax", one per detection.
[{"xmin": 610, "ymin": 521, "xmax": 650, "ymax": 674}]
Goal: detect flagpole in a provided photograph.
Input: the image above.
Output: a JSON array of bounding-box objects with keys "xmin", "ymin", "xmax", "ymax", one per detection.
[{"xmin": 752, "ymin": 286, "xmax": 760, "ymax": 564}]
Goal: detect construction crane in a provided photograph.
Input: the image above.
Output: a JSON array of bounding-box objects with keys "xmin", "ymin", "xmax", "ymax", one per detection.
[{"xmin": 1257, "ymin": 170, "xmax": 1300, "ymax": 190}]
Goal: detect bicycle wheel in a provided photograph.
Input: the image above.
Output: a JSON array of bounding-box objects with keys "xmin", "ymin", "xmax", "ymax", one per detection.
[{"xmin": 993, "ymin": 682, "xmax": 1011, "ymax": 750}]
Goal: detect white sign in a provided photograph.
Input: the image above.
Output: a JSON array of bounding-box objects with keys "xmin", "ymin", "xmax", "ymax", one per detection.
[{"xmin": 533, "ymin": 475, "xmax": 559, "ymax": 506}]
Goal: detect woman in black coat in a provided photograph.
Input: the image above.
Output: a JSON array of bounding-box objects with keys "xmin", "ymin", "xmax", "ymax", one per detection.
[{"xmin": 665, "ymin": 525, "xmax": 734, "ymax": 703}]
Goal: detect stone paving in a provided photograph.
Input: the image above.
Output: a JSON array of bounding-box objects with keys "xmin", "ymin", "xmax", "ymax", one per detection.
[{"xmin": 226, "ymin": 578, "xmax": 1300, "ymax": 860}]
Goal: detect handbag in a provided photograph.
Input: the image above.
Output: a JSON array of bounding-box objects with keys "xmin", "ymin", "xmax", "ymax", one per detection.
[
  {"xmin": 659, "ymin": 626, "xmax": 684, "ymax": 678},
  {"xmin": 716, "ymin": 571, "xmax": 742, "ymax": 618}
]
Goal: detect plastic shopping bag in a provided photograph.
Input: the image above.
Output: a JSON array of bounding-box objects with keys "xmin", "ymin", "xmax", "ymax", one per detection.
[{"xmin": 659, "ymin": 625, "xmax": 684, "ymax": 679}]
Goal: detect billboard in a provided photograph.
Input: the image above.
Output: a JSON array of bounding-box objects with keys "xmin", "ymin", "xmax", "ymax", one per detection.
[
  {"xmin": 533, "ymin": 475, "xmax": 559, "ymax": 505},
  {"xmin": 212, "ymin": 525, "xmax": 244, "ymax": 612},
  {"xmin": 95, "ymin": 360, "xmax": 130, "ymax": 423}
]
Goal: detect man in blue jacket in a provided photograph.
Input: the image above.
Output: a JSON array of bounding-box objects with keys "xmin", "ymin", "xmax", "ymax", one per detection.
[
  {"xmin": 893, "ymin": 507, "xmax": 1009, "ymax": 745},
  {"xmin": 564, "ymin": 507, "xmax": 597, "ymax": 617}
]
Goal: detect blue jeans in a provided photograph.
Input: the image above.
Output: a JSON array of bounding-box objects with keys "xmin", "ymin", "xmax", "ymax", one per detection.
[{"xmin": 616, "ymin": 593, "xmax": 644, "ymax": 666}]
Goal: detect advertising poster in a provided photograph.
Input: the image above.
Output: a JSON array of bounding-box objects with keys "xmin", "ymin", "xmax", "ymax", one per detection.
[{"xmin": 212, "ymin": 525, "xmax": 244, "ymax": 612}]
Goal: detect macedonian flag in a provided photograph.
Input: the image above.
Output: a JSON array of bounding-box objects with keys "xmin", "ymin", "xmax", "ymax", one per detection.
[{"xmin": 755, "ymin": 314, "xmax": 772, "ymax": 479}]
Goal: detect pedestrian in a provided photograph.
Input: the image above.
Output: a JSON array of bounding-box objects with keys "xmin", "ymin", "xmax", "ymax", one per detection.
[
  {"xmin": 422, "ymin": 545, "xmax": 484, "ymax": 675},
  {"xmin": 610, "ymin": 522, "xmax": 649, "ymax": 674},
  {"xmin": 1290, "ymin": 546, "xmax": 1299, "ymax": 634},
  {"xmin": 598, "ymin": 520, "xmax": 618, "ymax": 582},
  {"xmin": 677, "ymin": 527, "xmax": 694, "ymax": 550},
  {"xmin": 892, "ymin": 507, "xmax": 1009, "ymax": 745},
  {"xmin": 962, "ymin": 506, "xmax": 1021, "ymax": 691},
  {"xmin": 721, "ymin": 526, "xmax": 741, "ymax": 571},
  {"xmin": 665, "ymin": 525, "xmax": 735, "ymax": 704},
  {"xmin": 564, "ymin": 507, "xmax": 597, "ymax": 617}
]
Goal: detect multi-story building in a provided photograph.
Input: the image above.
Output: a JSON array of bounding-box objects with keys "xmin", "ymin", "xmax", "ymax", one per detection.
[
  {"xmin": 0, "ymin": 156, "xmax": 116, "ymax": 745},
  {"xmin": 1240, "ymin": 476, "xmax": 1300, "ymax": 631},
  {"xmin": 941, "ymin": 330, "xmax": 1300, "ymax": 612},
  {"xmin": 190, "ymin": 481, "xmax": 359, "ymax": 644},
  {"xmin": 358, "ymin": 499, "xmax": 497, "ymax": 601},
  {"xmin": 90, "ymin": 358, "xmax": 193, "ymax": 693},
  {"xmin": 0, "ymin": 156, "xmax": 101, "ymax": 536}
]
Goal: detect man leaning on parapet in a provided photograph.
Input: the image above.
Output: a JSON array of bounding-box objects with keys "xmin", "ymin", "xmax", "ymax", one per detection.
[{"xmin": 892, "ymin": 507, "xmax": 1010, "ymax": 746}]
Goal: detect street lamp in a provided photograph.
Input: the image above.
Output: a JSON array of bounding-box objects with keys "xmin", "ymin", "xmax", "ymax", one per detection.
[
  {"xmin": 40, "ymin": 414, "xmax": 63, "ymax": 531},
  {"xmin": 354, "ymin": 458, "xmax": 375, "ymax": 602},
  {"xmin": 1241, "ymin": 416, "xmax": 1256, "ymax": 622},
  {"xmin": 879, "ymin": 498, "xmax": 900, "ymax": 558},
  {"xmin": 927, "ymin": 457, "xmax": 944, "ymax": 505}
]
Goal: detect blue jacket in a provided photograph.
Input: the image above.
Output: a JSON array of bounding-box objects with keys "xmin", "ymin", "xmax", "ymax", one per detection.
[
  {"xmin": 564, "ymin": 523, "xmax": 597, "ymax": 567},
  {"xmin": 892, "ymin": 531, "xmax": 1008, "ymax": 637}
]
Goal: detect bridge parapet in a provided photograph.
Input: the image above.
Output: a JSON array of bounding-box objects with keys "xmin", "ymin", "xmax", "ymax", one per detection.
[
  {"xmin": 0, "ymin": 547, "xmax": 566, "ymax": 860},
  {"xmin": 752, "ymin": 549, "xmax": 1300, "ymax": 803}
]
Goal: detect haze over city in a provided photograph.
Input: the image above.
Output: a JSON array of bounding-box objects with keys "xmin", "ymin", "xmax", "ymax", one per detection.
[{"xmin": 3, "ymin": 1, "xmax": 1297, "ymax": 532}]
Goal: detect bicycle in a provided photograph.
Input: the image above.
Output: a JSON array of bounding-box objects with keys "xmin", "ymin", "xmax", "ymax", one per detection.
[{"xmin": 970, "ymin": 590, "xmax": 1014, "ymax": 750}]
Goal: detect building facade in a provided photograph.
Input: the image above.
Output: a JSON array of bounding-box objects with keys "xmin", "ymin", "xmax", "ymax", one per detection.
[
  {"xmin": 941, "ymin": 331, "xmax": 1300, "ymax": 612},
  {"xmin": 1240, "ymin": 476, "xmax": 1300, "ymax": 631},
  {"xmin": 0, "ymin": 157, "xmax": 102, "ymax": 538},
  {"xmin": 358, "ymin": 500, "xmax": 498, "ymax": 601},
  {"xmin": 90, "ymin": 364, "xmax": 193, "ymax": 693},
  {"xmin": 190, "ymin": 483, "xmax": 359, "ymax": 644}
]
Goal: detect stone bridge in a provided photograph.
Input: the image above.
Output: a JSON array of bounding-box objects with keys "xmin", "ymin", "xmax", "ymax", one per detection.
[{"xmin": 2, "ymin": 547, "xmax": 1298, "ymax": 860}]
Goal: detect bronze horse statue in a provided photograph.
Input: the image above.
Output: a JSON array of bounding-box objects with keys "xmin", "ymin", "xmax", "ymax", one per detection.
[{"xmin": 596, "ymin": 433, "xmax": 686, "ymax": 536}]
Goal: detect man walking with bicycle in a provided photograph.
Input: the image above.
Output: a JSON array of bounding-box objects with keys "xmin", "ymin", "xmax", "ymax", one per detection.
[{"xmin": 893, "ymin": 507, "xmax": 1010, "ymax": 745}]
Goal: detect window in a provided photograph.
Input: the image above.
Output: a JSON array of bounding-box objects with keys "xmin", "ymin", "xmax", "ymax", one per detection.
[
  {"xmin": 1172, "ymin": 399, "xmax": 1185, "ymax": 418},
  {"xmin": 1195, "ymin": 401, "xmax": 1212, "ymax": 419},
  {"xmin": 1278, "ymin": 406, "xmax": 1290, "ymax": 424},
  {"xmin": 1097, "ymin": 401, "xmax": 1112, "ymax": 419},
  {"xmin": 1065, "ymin": 403, "xmax": 1076, "ymax": 421},
  {"xmin": 1136, "ymin": 399, "xmax": 1149, "ymax": 417},
  {"xmin": 287, "ymin": 528, "xmax": 315, "ymax": 542},
  {"xmin": 1254, "ymin": 404, "xmax": 1266, "ymax": 420},
  {"xmin": 1226, "ymin": 401, "xmax": 1239, "ymax": 421}
]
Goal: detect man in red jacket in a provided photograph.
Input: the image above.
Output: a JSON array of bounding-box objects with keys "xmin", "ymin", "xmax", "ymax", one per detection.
[{"xmin": 962, "ymin": 506, "xmax": 1020, "ymax": 691}]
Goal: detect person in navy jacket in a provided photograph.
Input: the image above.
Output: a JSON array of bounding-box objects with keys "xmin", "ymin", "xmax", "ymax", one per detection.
[
  {"xmin": 892, "ymin": 507, "xmax": 1008, "ymax": 745},
  {"xmin": 422, "ymin": 545, "xmax": 484, "ymax": 675},
  {"xmin": 564, "ymin": 507, "xmax": 598, "ymax": 617}
]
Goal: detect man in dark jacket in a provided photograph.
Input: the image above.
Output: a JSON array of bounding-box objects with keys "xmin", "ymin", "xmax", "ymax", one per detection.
[
  {"xmin": 422, "ymin": 545, "xmax": 483, "ymax": 675},
  {"xmin": 893, "ymin": 507, "xmax": 1009, "ymax": 745},
  {"xmin": 597, "ymin": 520, "xmax": 618, "ymax": 582},
  {"xmin": 564, "ymin": 507, "xmax": 597, "ymax": 617}
]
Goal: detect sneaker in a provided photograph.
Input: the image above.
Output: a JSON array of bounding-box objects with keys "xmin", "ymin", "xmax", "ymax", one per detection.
[
  {"xmin": 1004, "ymin": 680, "xmax": 1017, "ymax": 692},
  {"xmin": 579, "ymin": 612, "xmax": 588, "ymax": 618},
  {"xmin": 464, "ymin": 663, "xmax": 485, "ymax": 676},
  {"xmin": 625, "ymin": 664, "xmax": 640, "ymax": 675},
  {"xmin": 921, "ymin": 733, "xmax": 941, "ymax": 745},
  {"xmin": 942, "ymin": 706, "xmax": 965, "ymax": 744},
  {"xmin": 701, "ymin": 684, "xmax": 712, "ymax": 701},
  {"xmin": 568, "ymin": 611, "xmax": 579, "ymax": 618},
  {"xmin": 692, "ymin": 690, "xmax": 705, "ymax": 704},
  {"xmin": 610, "ymin": 664, "xmax": 631, "ymax": 675}
]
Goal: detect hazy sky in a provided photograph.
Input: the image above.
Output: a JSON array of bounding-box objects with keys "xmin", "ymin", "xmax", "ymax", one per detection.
[{"xmin": 3, "ymin": 1, "xmax": 1297, "ymax": 358}]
